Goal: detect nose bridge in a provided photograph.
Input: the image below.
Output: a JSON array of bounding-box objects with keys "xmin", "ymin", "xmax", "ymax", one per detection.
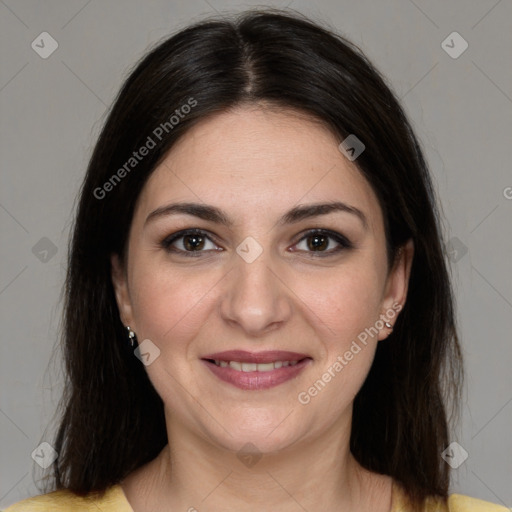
[{"xmin": 220, "ymin": 245, "xmax": 291, "ymax": 334}]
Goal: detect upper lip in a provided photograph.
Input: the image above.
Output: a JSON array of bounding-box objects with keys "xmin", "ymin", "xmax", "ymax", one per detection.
[{"xmin": 201, "ymin": 350, "xmax": 311, "ymax": 364}]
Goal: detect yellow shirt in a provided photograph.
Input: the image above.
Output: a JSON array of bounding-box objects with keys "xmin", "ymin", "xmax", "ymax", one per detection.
[{"xmin": 2, "ymin": 482, "xmax": 508, "ymax": 511}]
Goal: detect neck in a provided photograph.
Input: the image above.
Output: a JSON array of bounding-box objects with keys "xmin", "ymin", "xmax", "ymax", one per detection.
[{"xmin": 128, "ymin": 409, "xmax": 392, "ymax": 512}]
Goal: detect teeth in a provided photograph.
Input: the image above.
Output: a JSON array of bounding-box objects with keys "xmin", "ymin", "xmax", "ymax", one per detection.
[
  {"xmin": 241, "ymin": 363, "xmax": 257, "ymax": 372},
  {"xmin": 213, "ymin": 360, "xmax": 301, "ymax": 372},
  {"xmin": 251, "ymin": 362, "xmax": 274, "ymax": 372}
]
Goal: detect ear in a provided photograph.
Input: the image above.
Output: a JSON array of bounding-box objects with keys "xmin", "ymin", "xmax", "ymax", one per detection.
[
  {"xmin": 378, "ymin": 238, "xmax": 414, "ymax": 340},
  {"xmin": 110, "ymin": 253, "xmax": 135, "ymax": 330}
]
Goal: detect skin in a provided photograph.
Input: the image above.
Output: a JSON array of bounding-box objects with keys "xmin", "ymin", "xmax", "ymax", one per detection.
[{"xmin": 112, "ymin": 104, "xmax": 414, "ymax": 512}]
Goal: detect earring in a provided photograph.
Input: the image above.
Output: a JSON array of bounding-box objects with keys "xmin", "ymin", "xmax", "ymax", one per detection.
[
  {"xmin": 384, "ymin": 321, "xmax": 393, "ymax": 331},
  {"xmin": 126, "ymin": 326, "xmax": 136, "ymax": 347}
]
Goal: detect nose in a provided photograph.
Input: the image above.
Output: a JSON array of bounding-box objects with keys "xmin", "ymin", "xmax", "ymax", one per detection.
[{"xmin": 220, "ymin": 249, "xmax": 293, "ymax": 336}]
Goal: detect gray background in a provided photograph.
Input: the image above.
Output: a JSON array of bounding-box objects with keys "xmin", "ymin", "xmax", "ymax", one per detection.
[{"xmin": 1, "ymin": 0, "xmax": 511, "ymax": 508}]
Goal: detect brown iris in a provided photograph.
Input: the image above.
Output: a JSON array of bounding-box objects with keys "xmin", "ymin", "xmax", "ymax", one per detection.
[
  {"xmin": 307, "ymin": 234, "xmax": 329, "ymax": 251},
  {"xmin": 183, "ymin": 234, "xmax": 206, "ymax": 251}
]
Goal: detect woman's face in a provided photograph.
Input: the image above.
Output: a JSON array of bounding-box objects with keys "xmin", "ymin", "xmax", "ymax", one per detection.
[{"xmin": 112, "ymin": 105, "xmax": 412, "ymax": 455}]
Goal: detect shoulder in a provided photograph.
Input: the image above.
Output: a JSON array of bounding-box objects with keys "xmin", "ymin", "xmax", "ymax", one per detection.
[
  {"xmin": 2, "ymin": 484, "xmax": 133, "ymax": 512},
  {"xmin": 445, "ymin": 494, "xmax": 509, "ymax": 511},
  {"xmin": 392, "ymin": 481, "xmax": 509, "ymax": 512},
  {"xmin": 422, "ymin": 492, "xmax": 509, "ymax": 512}
]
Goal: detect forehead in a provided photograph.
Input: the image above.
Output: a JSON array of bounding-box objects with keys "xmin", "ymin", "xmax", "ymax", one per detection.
[{"xmin": 136, "ymin": 106, "xmax": 383, "ymax": 232}]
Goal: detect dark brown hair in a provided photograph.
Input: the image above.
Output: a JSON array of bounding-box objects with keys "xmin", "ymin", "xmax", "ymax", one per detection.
[{"xmin": 43, "ymin": 8, "xmax": 462, "ymax": 510}]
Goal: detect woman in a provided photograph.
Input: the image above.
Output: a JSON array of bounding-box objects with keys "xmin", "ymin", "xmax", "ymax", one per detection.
[{"xmin": 3, "ymin": 8, "xmax": 507, "ymax": 512}]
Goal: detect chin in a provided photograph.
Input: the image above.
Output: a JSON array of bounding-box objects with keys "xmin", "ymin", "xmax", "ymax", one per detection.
[
  {"xmin": 219, "ymin": 431, "xmax": 300, "ymax": 458},
  {"xmin": 204, "ymin": 412, "xmax": 307, "ymax": 456}
]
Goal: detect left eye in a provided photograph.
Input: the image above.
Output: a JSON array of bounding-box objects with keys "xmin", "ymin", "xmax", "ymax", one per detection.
[{"xmin": 292, "ymin": 230, "xmax": 352, "ymax": 255}]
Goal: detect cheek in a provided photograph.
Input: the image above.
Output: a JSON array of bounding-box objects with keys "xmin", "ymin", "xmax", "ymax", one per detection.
[
  {"xmin": 294, "ymin": 266, "xmax": 384, "ymax": 412},
  {"xmin": 299, "ymin": 262, "xmax": 384, "ymax": 346},
  {"xmin": 128, "ymin": 259, "xmax": 218, "ymax": 347}
]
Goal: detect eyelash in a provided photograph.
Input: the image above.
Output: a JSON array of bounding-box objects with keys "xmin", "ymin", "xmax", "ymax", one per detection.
[{"xmin": 160, "ymin": 228, "xmax": 353, "ymax": 258}]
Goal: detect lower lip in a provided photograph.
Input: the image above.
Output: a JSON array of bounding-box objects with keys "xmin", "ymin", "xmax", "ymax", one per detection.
[{"xmin": 202, "ymin": 358, "xmax": 312, "ymax": 390}]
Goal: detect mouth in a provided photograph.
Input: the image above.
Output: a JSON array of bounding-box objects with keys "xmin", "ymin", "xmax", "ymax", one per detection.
[{"xmin": 201, "ymin": 350, "xmax": 312, "ymax": 390}]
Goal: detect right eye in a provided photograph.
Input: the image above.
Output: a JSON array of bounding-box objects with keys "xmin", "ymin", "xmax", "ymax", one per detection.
[{"xmin": 160, "ymin": 229, "xmax": 222, "ymax": 257}]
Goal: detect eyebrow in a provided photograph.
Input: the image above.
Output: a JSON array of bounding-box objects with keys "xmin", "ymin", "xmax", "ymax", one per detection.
[{"xmin": 145, "ymin": 201, "xmax": 368, "ymax": 230}]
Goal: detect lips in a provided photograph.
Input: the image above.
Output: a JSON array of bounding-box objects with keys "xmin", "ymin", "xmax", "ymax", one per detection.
[{"xmin": 201, "ymin": 350, "xmax": 312, "ymax": 390}]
